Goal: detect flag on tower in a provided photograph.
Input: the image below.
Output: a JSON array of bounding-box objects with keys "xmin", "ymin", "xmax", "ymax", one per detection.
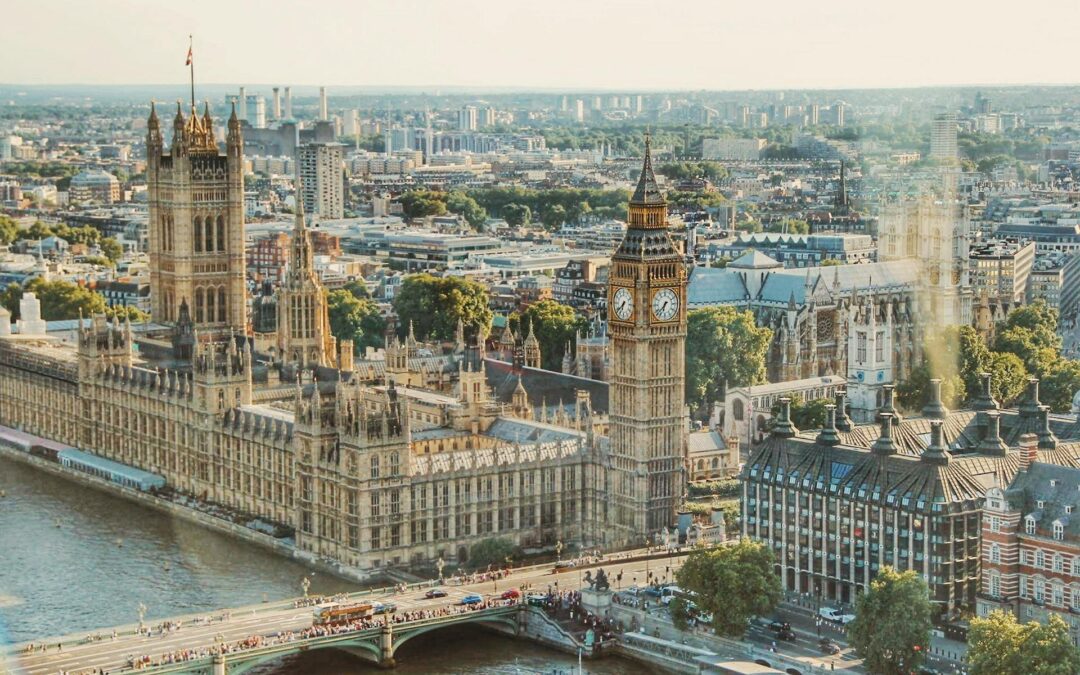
[{"xmin": 185, "ymin": 45, "xmax": 193, "ymax": 66}]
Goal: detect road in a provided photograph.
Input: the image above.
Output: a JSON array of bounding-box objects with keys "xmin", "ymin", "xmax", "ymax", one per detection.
[{"xmin": 8, "ymin": 549, "xmax": 683, "ymax": 675}]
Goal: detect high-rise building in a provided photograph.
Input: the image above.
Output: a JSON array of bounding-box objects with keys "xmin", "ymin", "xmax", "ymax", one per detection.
[
  {"xmin": 146, "ymin": 102, "xmax": 247, "ymax": 331},
  {"xmin": 298, "ymin": 142, "xmax": 344, "ymax": 219},
  {"xmin": 458, "ymin": 106, "xmax": 478, "ymax": 131},
  {"xmin": 319, "ymin": 87, "xmax": 328, "ymax": 121},
  {"xmin": 574, "ymin": 100, "xmax": 585, "ymax": 124},
  {"xmin": 277, "ymin": 195, "xmax": 336, "ymax": 368},
  {"xmin": 607, "ymin": 135, "xmax": 688, "ymax": 542},
  {"xmin": 930, "ymin": 113, "xmax": 959, "ymax": 162},
  {"xmin": 480, "ymin": 107, "xmax": 496, "ymax": 128}
]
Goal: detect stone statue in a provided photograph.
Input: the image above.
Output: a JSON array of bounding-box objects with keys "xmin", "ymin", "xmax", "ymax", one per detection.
[{"xmin": 583, "ymin": 569, "xmax": 609, "ymax": 591}]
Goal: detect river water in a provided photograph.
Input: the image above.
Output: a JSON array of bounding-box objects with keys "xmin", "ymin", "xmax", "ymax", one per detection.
[{"xmin": 0, "ymin": 456, "xmax": 649, "ymax": 674}]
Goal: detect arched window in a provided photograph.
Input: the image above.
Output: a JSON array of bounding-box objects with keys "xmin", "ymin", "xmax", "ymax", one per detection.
[
  {"xmin": 711, "ymin": 457, "xmax": 719, "ymax": 469},
  {"xmin": 205, "ymin": 288, "xmax": 215, "ymax": 324},
  {"xmin": 216, "ymin": 215, "xmax": 226, "ymax": 251},
  {"xmin": 205, "ymin": 217, "xmax": 215, "ymax": 252},
  {"xmin": 193, "ymin": 216, "xmax": 203, "ymax": 252},
  {"xmin": 194, "ymin": 287, "xmax": 204, "ymax": 323},
  {"xmin": 696, "ymin": 460, "xmax": 704, "ymax": 470},
  {"xmin": 218, "ymin": 287, "xmax": 227, "ymax": 323},
  {"xmin": 733, "ymin": 399, "xmax": 744, "ymax": 422}
]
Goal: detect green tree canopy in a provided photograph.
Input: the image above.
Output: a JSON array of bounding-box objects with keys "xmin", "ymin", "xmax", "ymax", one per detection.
[
  {"xmin": 397, "ymin": 190, "xmax": 448, "ymax": 221},
  {"xmin": 2, "ymin": 278, "xmax": 108, "ymax": 321},
  {"xmin": 510, "ymin": 299, "xmax": 587, "ymax": 371},
  {"xmin": 392, "ymin": 274, "xmax": 492, "ymax": 342},
  {"xmin": 848, "ymin": 567, "xmax": 932, "ymax": 675},
  {"xmin": 968, "ymin": 611, "xmax": 1080, "ymax": 675},
  {"xmin": 445, "ymin": 191, "xmax": 487, "ymax": 229},
  {"xmin": 896, "ymin": 363, "xmax": 964, "ymax": 413},
  {"xmin": 0, "ymin": 215, "xmax": 19, "ymax": 245},
  {"xmin": 327, "ymin": 290, "xmax": 386, "ymax": 354},
  {"xmin": 1041, "ymin": 360, "xmax": 1080, "ymax": 413},
  {"xmin": 657, "ymin": 161, "xmax": 729, "ymax": 182},
  {"xmin": 99, "ymin": 237, "xmax": 123, "ymax": 263},
  {"xmin": 771, "ymin": 396, "xmax": 831, "ymax": 430},
  {"xmin": 675, "ymin": 540, "xmax": 782, "ymax": 637},
  {"xmin": 468, "ymin": 537, "xmax": 518, "ymax": 570},
  {"xmin": 502, "ymin": 203, "xmax": 532, "ymax": 227},
  {"xmin": 685, "ymin": 307, "xmax": 771, "ymax": 415}
]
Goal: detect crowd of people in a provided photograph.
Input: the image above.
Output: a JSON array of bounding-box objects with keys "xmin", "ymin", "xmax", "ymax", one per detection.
[{"xmin": 114, "ymin": 597, "xmax": 521, "ymax": 671}]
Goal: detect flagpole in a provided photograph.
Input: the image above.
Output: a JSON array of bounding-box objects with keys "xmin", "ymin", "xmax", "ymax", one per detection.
[{"xmin": 188, "ymin": 34, "xmax": 195, "ymax": 113}]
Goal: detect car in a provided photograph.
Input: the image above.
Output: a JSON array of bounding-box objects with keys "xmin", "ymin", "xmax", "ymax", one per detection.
[
  {"xmin": 372, "ymin": 602, "xmax": 396, "ymax": 615},
  {"xmin": 500, "ymin": 588, "xmax": 521, "ymax": 600},
  {"xmin": 424, "ymin": 588, "xmax": 448, "ymax": 599},
  {"xmin": 819, "ymin": 638, "xmax": 842, "ymax": 655},
  {"xmin": 553, "ymin": 561, "xmax": 575, "ymax": 571},
  {"xmin": 642, "ymin": 586, "xmax": 666, "ymax": 598},
  {"xmin": 525, "ymin": 593, "xmax": 547, "ymax": 607},
  {"xmin": 460, "ymin": 593, "xmax": 484, "ymax": 605},
  {"xmin": 818, "ymin": 607, "xmax": 856, "ymax": 625}
]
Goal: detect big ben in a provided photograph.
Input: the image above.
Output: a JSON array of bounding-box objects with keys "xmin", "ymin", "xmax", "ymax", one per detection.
[{"xmin": 608, "ymin": 134, "xmax": 688, "ymax": 543}]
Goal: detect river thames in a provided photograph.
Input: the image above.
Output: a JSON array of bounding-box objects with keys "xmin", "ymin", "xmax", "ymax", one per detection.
[{"xmin": 0, "ymin": 455, "xmax": 649, "ymax": 674}]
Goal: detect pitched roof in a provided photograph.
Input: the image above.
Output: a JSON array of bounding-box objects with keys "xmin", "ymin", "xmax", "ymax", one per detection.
[{"xmin": 630, "ymin": 135, "xmax": 665, "ymax": 206}]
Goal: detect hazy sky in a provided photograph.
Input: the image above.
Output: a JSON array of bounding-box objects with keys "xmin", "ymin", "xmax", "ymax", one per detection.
[{"xmin": 5, "ymin": 0, "xmax": 1078, "ymax": 90}]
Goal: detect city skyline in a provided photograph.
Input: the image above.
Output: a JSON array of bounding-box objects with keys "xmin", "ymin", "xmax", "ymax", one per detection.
[{"xmin": 4, "ymin": 0, "xmax": 1079, "ymax": 91}]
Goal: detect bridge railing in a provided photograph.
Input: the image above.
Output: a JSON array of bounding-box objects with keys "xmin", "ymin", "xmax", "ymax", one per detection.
[{"xmin": 112, "ymin": 604, "xmax": 523, "ymax": 675}]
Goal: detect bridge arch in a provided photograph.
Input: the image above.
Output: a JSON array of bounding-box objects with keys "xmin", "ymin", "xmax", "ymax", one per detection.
[
  {"xmin": 226, "ymin": 637, "xmax": 382, "ymax": 675},
  {"xmin": 390, "ymin": 610, "xmax": 521, "ymax": 659}
]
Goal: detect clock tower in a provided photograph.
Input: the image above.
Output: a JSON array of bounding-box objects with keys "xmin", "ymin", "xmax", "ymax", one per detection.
[{"xmin": 607, "ymin": 135, "xmax": 688, "ymax": 544}]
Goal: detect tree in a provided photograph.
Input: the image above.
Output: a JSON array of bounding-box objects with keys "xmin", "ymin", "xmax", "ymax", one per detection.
[
  {"xmin": 820, "ymin": 258, "xmax": 841, "ymax": 266},
  {"xmin": 502, "ymin": 203, "xmax": 531, "ymax": 227},
  {"xmin": 968, "ymin": 611, "xmax": 1080, "ymax": 675},
  {"xmin": 25, "ymin": 221, "xmax": 54, "ymax": 240},
  {"xmin": 327, "ymin": 290, "xmax": 386, "ymax": 354},
  {"xmin": 1041, "ymin": 360, "xmax": 1080, "ymax": 413},
  {"xmin": 994, "ymin": 301, "xmax": 1061, "ymax": 376},
  {"xmin": 392, "ymin": 274, "xmax": 492, "ymax": 341},
  {"xmin": 468, "ymin": 537, "xmax": 517, "ymax": 570},
  {"xmin": 445, "ymin": 192, "xmax": 487, "ymax": 229},
  {"xmin": 772, "ymin": 396, "xmax": 831, "ymax": 429},
  {"xmin": 510, "ymin": 300, "xmax": 587, "ymax": 371},
  {"xmin": 398, "ymin": 190, "xmax": 448, "ymax": 221},
  {"xmin": 0, "ymin": 214, "xmax": 18, "ymax": 245},
  {"xmin": 848, "ymin": 567, "xmax": 932, "ymax": 675},
  {"xmin": 685, "ymin": 307, "xmax": 772, "ymax": 415},
  {"xmin": 540, "ymin": 204, "xmax": 566, "ymax": 230},
  {"xmin": 105, "ymin": 304, "xmax": 149, "ymax": 322},
  {"xmin": 341, "ymin": 279, "xmax": 370, "ymax": 300},
  {"xmin": 896, "ymin": 362, "xmax": 964, "ymax": 412},
  {"xmin": 987, "ymin": 351, "xmax": 1028, "ymax": 405},
  {"xmin": 675, "ymin": 540, "xmax": 782, "ymax": 638},
  {"xmin": 5, "ymin": 278, "xmax": 108, "ymax": 321},
  {"xmin": 99, "ymin": 237, "xmax": 123, "ymax": 263},
  {"xmin": 669, "ymin": 596, "xmax": 692, "ymax": 631}
]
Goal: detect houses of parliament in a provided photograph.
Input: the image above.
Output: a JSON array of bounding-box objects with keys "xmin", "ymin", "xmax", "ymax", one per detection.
[{"xmin": 0, "ymin": 103, "xmax": 689, "ymax": 571}]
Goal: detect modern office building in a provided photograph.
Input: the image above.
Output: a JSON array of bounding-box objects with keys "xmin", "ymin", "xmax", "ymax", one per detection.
[{"xmin": 930, "ymin": 113, "xmax": 959, "ymax": 162}]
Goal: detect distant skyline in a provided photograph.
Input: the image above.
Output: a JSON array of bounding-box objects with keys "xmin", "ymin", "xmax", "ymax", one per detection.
[{"xmin": 5, "ymin": 0, "xmax": 1079, "ymax": 91}]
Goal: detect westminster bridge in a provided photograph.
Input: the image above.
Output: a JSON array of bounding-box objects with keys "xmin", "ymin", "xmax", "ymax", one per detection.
[{"xmin": 8, "ymin": 549, "xmax": 692, "ymax": 675}]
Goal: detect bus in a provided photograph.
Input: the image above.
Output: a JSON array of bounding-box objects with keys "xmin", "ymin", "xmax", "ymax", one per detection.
[{"xmin": 312, "ymin": 602, "xmax": 375, "ymax": 626}]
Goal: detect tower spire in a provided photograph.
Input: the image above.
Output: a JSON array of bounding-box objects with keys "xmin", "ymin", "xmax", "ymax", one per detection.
[{"xmin": 631, "ymin": 132, "xmax": 664, "ymax": 206}]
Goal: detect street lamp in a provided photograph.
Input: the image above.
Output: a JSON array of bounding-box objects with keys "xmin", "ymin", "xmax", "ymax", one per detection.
[
  {"xmin": 137, "ymin": 602, "xmax": 147, "ymax": 632},
  {"xmin": 301, "ymin": 576, "xmax": 311, "ymax": 598},
  {"xmin": 437, "ymin": 556, "xmax": 445, "ymax": 582}
]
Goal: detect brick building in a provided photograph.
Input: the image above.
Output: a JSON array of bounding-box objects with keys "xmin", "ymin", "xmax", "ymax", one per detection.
[{"xmin": 979, "ymin": 438, "xmax": 1080, "ymax": 644}]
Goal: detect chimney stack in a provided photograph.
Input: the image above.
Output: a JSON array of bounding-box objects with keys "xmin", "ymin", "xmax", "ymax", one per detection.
[
  {"xmin": 272, "ymin": 87, "xmax": 281, "ymax": 120},
  {"xmin": 284, "ymin": 87, "xmax": 293, "ymax": 119},
  {"xmin": 1018, "ymin": 432, "xmax": 1038, "ymax": 473},
  {"xmin": 319, "ymin": 86, "xmax": 328, "ymax": 121},
  {"xmin": 921, "ymin": 378, "xmax": 949, "ymax": 419},
  {"xmin": 978, "ymin": 410, "xmax": 1009, "ymax": 456},
  {"xmin": 771, "ymin": 397, "xmax": 799, "ymax": 439},
  {"xmin": 816, "ymin": 404, "xmax": 840, "ymax": 446},
  {"xmin": 238, "ymin": 86, "xmax": 247, "ymax": 123}
]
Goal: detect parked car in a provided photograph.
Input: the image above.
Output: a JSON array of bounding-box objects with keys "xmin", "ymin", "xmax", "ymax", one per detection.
[
  {"xmin": 818, "ymin": 607, "xmax": 856, "ymax": 624},
  {"xmin": 525, "ymin": 593, "xmax": 547, "ymax": 607},
  {"xmin": 424, "ymin": 588, "xmax": 448, "ymax": 599},
  {"xmin": 819, "ymin": 638, "xmax": 842, "ymax": 655},
  {"xmin": 501, "ymin": 588, "xmax": 521, "ymax": 600},
  {"xmin": 461, "ymin": 594, "xmax": 484, "ymax": 605}
]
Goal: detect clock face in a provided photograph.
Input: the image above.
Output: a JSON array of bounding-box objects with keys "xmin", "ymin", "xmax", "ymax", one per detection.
[
  {"xmin": 652, "ymin": 288, "xmax": 679, "ymax": 321},
  {"xmin": 613, "ymin": 287, "xmax": 634, "ymax": 321}
]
